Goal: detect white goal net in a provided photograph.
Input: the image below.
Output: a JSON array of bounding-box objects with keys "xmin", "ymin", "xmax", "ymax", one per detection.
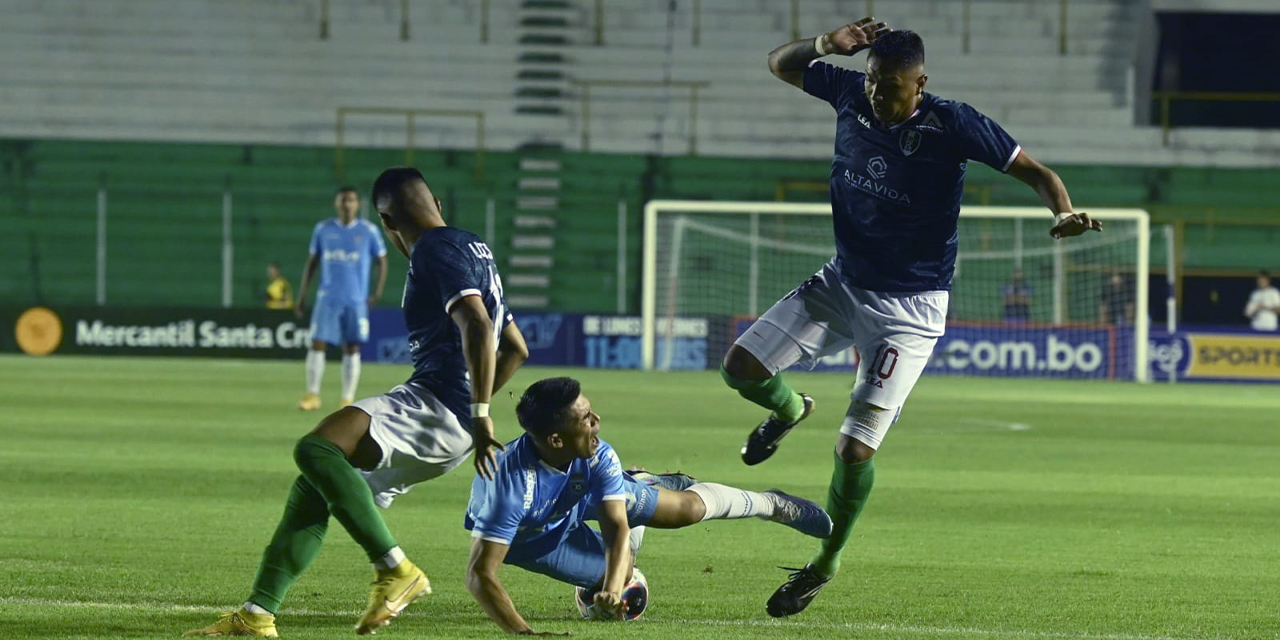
[{"xmin": 642, "ymin": 200, "xmax": 1149, "ymax": 382}]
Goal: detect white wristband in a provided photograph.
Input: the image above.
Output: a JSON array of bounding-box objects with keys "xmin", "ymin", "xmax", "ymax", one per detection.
[
  {"xmin": 815, "ymin": 34, "xmax": 831, "ymax": 56},
  {"xmin": 470, "ymin": 403, "xmax": 490, "ymax": 418}
]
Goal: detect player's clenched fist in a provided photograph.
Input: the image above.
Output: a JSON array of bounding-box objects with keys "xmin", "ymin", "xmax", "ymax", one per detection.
[
  {"xmin": 1050, "ymin": 212, "xmax": 1103, "ymax": 239},
  {"xmin": 822, "ymin": 17, "xmax": 891, "ymax": 56}
]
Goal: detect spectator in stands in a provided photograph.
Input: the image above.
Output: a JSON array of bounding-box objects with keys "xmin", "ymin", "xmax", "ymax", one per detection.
[
  {"xmin": 1099, "ymin": 270, "xmax": 1133, "ymax": 326},
  {"xmin": 265, "ymin": 261, "xmax": 293, "ymax": 310},
  {"xmin": 1244, "ymin": 270, "xmax": 1280, "ymax": 331},
  {"xmin": 1002, "ymin": 268, "xmax": 1033, "ymax": 323}
]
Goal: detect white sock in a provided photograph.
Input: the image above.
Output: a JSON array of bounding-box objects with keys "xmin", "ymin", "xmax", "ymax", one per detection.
[
  {"xmin": 242, "ymin": 601, "xmax": 271, "ymax": 615},
  {"xmin": 687, "ymin": 483, "xmax": 775, "ymax": 521},
  {"xmin": 375, "ymin": 546, "xmax": 406, "ymax": 571},
  {"xmin": 628, "ymin": 525, "xmax": 647, "ymax": 555},
  {"xmin": 341, "ymin": 352, "xmax": 361, "ymax": 400},
  {"xmin": 305, "ymin": 349, "xmax": 325, "ymax": 395}
]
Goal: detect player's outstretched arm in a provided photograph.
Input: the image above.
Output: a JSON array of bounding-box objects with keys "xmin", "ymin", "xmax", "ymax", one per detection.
[
  {"xmin": 493, "ymin": 321, "xmax": 530, "ymax": 394},
  {"xmin": 593, "ymin": 500, "xmax": 632, "ymax": 620},
  {"xmin": 466, "ymin": 539, "xmax": 570, "ymax": 636},
  {"xmin": 767, "ymin": 17, "xmax": 889, "ymax": 88},
  {"xmin": 451, "ymin": 295, "xmax": 504, "ymax": 479},
  {"xmin": 1006, "ymin": 150, "xmax": 1103, "ymax": 240}
]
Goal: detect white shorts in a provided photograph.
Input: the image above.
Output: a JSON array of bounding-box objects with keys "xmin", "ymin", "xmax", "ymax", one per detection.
[
  {"xmin": 352, "ymin": 383, "xmax": 474, "ymax": 508},
  {"xmin": 734, "ymin": 259, "xmax": 948, "ymax": 449}
]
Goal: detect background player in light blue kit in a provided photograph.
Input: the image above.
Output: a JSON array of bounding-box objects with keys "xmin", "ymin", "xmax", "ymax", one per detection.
[
  {"xmin": 720, "ymin": 20, "xmax": 1106, "ymax": 617},
  {"xmin": 464, "ymin": 377, "xmax": 832, "ymax": 634},
  {"xmin": 295, "ymin": 186, "xmax": 389, "ymax": 410}
]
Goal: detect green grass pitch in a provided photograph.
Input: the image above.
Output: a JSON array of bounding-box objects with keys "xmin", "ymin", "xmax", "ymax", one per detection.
[{"xmin": 1, "ymin": 355, "xmax": 1277, "ymax": 639}]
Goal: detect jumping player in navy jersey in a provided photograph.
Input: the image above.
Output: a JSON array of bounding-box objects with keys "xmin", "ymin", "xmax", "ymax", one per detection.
[
  {"xmin": 464, "ymin": 377, "xmax": 833, "ymax": 634},
  {"xmin": 185, "ymin": 167, "xmax": 529, "ymax": 638},
  {"xmin": 718, "ymin": 20, "xmax": 1104, "ymax": 617}
]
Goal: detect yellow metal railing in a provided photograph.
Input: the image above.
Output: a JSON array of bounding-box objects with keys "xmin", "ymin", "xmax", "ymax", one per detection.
[
  {"xmin": 1154, "ymin": 91, "xmax": 1280, "ymax": 146},
  {"xmin": 334, "ymin": 107, "xmax": 485, "ymax": 181},
  {"xmin": 575, "ymin": 81, "xmax": 710, "ymax": 154}
]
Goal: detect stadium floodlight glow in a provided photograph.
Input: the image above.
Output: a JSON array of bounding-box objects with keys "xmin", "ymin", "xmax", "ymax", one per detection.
[{"xmin": 642, "ymin": 200, "xmax": 1149, "ymax": 382}]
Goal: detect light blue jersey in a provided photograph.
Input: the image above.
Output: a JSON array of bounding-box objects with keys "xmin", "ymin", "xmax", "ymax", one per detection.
[
  {"xmin": 309, "ymin": 218, "xmax": 387, "ymax": 305},
  {"xmin": 465, "ymin": 434, "xmax": 626, "ymax": 560}
]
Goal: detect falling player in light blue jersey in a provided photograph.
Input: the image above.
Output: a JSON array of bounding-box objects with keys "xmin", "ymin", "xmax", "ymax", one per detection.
[
  {"xmin": 720, "ymin": 21, "xmax": 1105, "ymax": 617},
  {"xmin": 295, "ymin": 186, "xmax": 388, "ymax": 411},
  {"xmin": 185, "ymin": 168, "xmax": 529, "ymax": 638},
  {"xmin": 464, "ymin": 377, "xmax": 832, "ymax": 634}
]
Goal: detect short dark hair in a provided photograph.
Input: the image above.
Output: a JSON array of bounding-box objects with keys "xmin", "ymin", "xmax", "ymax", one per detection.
[
  {"xmin": 335, "ymin": 185, "xmax": 359, "ymax": 197},
  {"xmin": 371, "ymin": 167, "xmax": 426, "ymax": 206},
  {"xmin": 1262, "ymin": 270, "xmax": 1272, "ymax": 278},
  {"xmin": 869, "ymin": 30, "xmax": 925, "ymax": 70},
  {"xmin": 515, "ymin": 377, "xmax": 582, "ymax": 437},
  {"xmin": 267, "ymin": 260, "xmax": 280, "ymax": 269}
]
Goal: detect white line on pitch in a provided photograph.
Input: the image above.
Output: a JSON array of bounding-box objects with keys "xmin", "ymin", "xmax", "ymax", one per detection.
[{"xmin": 0, "ymin": 597, "xmax": 1226, "ymax": 640}]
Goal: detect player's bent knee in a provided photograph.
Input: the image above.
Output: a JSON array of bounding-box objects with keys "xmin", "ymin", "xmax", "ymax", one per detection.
[
  {"xmin": 835, "ymin": 435, "xmax": 877, "ymax": 464},
  {"xmin": 650, "ymin": 488, "xmax": 706, "ymax": 528},
  {"xmin": 836, "ymin": 400, "xmax": 890, "ymax": 463},
  {"xmin": 722, "ymin": 345, "xmax": 770, "ymax": 383},
  {"xmin": 677, "ymin": 490, "xmax": 707, "ymax": 525}
]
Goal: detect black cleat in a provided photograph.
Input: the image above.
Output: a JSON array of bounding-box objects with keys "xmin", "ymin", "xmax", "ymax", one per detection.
[
  {"xmin": 741, "ymin": 394, "xmax": 815, "ymax": 466},
  {"xmin": 766, "ymin": 564, "xmax": 831, "ymax": 618}
]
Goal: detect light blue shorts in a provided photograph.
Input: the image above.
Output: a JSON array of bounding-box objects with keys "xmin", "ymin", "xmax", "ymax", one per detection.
[{"xmin": 309, "ymin": 298, "xmax": 369, "ymax": 345}]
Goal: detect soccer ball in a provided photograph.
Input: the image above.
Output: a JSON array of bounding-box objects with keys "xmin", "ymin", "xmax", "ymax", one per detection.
[{"xmin": 574, "ymin": 567, "xmax": 648, "ymax": 621}]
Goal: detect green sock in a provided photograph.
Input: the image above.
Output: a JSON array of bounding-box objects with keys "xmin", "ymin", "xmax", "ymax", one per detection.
[
  {"xmin": 809, "ymin": 452, "xmax": 875, "ymax": 577},
  {"xmin": 293, "ymin": 434, "xmax": 398, "ymax": 563},
  {"xmin": 720, "ymin": 366, "xmax": 805, "ymax": 423},
  {"xmin": 249, "ymin": 475, "xmax": 330, "ymax": 614}
]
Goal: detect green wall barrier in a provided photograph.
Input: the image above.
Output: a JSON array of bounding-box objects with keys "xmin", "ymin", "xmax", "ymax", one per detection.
[{"xmin": 1, "ymin": 139, "xmax": 1277, "ymax": 312}]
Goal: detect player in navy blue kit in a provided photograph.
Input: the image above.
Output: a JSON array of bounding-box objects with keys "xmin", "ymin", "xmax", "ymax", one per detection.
[
  {"xmin": 717, "ymin": 20, "xmax": 1104, "ymax": 617},
  {"xmin": 295, "ymin": 186, "xmax": 388, "ymax": 411},
  {"xmin": 185, "ymin": 167, "xmax": 529, "ymax": 638},
  {"xmin": 464, "ymin": 377, "xmax": 833, "ymax": 634}
]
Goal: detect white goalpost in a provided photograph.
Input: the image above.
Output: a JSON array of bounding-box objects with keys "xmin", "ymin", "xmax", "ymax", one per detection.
[{"xmin": 642, "ymin": 200, "xmax": 1150, "ymax": 382}]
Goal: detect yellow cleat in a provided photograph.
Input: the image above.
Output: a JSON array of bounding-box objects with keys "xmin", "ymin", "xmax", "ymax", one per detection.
[
  {"xmin": 341, "ymin": 398, "xmax": 354, "ymax": 408},
  {"xmin": 298, "ymin": 393, "xmax": 321, "ymax": 411},
  {"xmin": 183, "ymin": 608, "xmax": 279, "ymax": 637},
  {"xmin": 355, "ymin": 560, "xmax": 431, "ymax": 635}
]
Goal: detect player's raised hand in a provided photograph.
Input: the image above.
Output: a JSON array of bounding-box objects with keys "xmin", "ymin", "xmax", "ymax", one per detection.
[
  {"xmin": 826, "ymin": 17, "xmax": 890, "ymax": 55},
  {"xmin": 590, "ymin": 591, "xmax": 626, "ymax": 621},
  {"xmin": 472, "ymin": 416, "xmax": 505, "ymax": 480},
  {"xmin": 1050, "ymin": 212, "xmax": 1103, "ymax": 239}
]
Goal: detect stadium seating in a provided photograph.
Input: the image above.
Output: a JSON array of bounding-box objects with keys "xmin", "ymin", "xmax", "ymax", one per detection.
[{"xmin": 2, "ymin": 0, "xmax": 1278, "ymax": 165}]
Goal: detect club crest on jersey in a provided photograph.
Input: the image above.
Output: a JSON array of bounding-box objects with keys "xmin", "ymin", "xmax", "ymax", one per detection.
[
  {"xmin": 899, "ymin": 130, "xmax": 922, "ymax": 156},
  {"xmin": 866, "ymin": 156, "xmax": 887, "ymax": 179}
]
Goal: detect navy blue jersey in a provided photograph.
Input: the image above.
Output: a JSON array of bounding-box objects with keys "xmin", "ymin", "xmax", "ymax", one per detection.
[
  {"xmin": 464, "ymin": 434, "xmax": 626, "ymax": 559},
  {"xmin": 804, "ymin": 60, "xmax": 1021, "ymax": 292},
  {"xmin": 402, "ymin": 227, "xmax": 510, "ymax": 421}
]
